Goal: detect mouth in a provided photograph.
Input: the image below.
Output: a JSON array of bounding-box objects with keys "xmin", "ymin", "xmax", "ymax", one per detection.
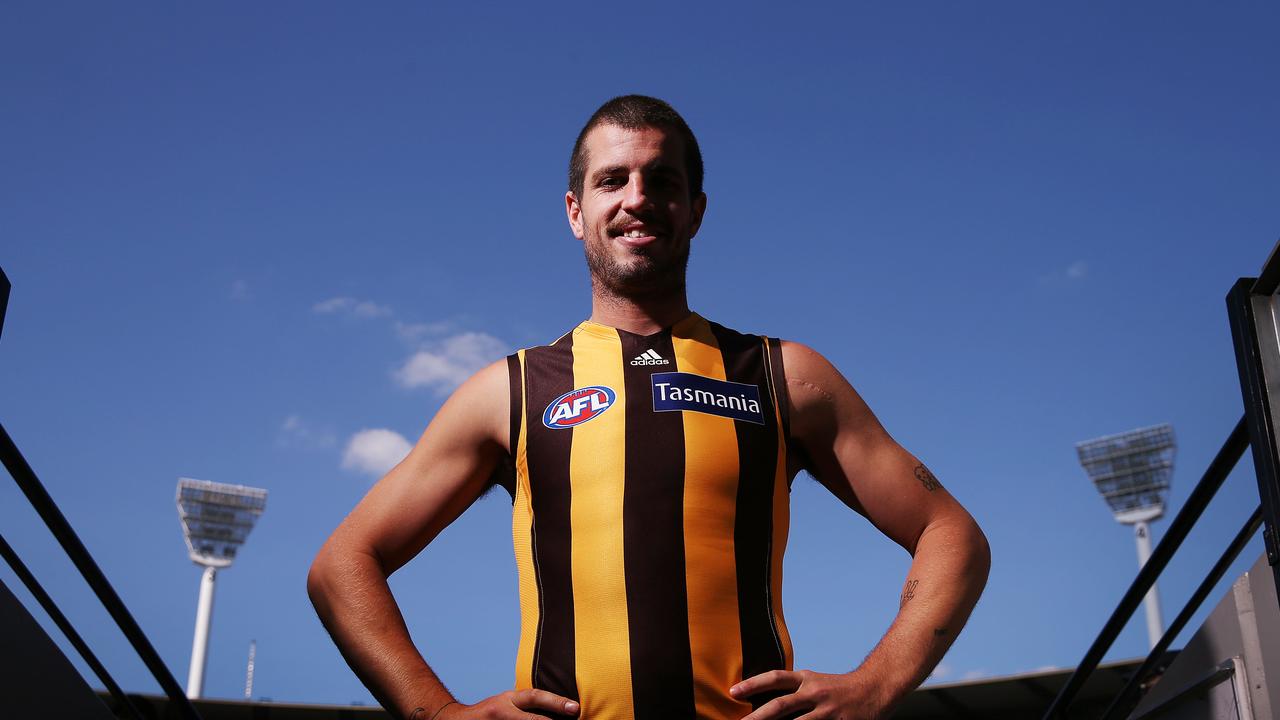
[{"xmin": 612, "ymin": 224, "xmax": 663, "ymax": 248}]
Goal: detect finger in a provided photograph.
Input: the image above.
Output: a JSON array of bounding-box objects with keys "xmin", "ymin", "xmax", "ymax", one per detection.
[
  {"xmin": 510, "ymin": 688, "xmax": 580, "ymax": 716},
  {"xmin": 731, "ymin": 669, "xmax": 801, "ymax": 700},
  {"xmin": 739, "ymin": 691, "xmax": 811, "ymax": 720}
]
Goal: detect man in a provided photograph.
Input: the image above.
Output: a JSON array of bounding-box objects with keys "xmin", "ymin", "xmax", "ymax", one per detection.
[{"xmin": 308, "ymin": 95, "xmax": 990, "ymax": 720}]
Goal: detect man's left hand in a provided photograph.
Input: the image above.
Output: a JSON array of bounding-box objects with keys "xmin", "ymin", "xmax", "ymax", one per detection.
[{"xmin": 730, "ymin": 669, "xmax": 890, "ymax": 720}]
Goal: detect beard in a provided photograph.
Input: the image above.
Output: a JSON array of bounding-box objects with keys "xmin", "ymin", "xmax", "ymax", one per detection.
[{"xmin": 584, "ymin": 232, "xmax": 690, "ymax": 300}]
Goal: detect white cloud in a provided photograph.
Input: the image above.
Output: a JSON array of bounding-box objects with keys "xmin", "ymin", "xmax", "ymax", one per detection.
[
  {"xmin": 342, "ymin": 428, "xmax": 413, "ymax": 476},
  {"xmin": 395, "ymin": 332, "xmax": 507, "ymax": 393},
  {"xmin": 278, "ymin": 414, "xmax": 336, "ymax": 449},
  {"xmin": 312, "ymin": 296, "xmax": 392, "ymax": 318},
  {"xmin": 961, "ymin": 669, "xmax": 987, "ymax": 681},
  {"xmin": 1066, "ymin": 260, "xmax": 1088, "ymax": 279},
  {"xmin": 928, "ymin": 663, "xmax": 952, "ymax": 682}
]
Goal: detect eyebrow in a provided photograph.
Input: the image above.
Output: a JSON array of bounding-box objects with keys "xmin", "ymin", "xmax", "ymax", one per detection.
[{"xmin": 590, "ymin": 162, "xmax": 683, "ymax": 184}]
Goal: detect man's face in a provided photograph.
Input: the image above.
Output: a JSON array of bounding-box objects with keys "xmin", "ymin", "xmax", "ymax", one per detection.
[{"xmin": 566, "ymin": 124, "xmax": 707, "ymax": 298}]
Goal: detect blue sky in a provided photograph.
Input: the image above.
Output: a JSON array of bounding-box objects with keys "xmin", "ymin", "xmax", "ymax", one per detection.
[{"xmin": 2, "ymin": 1, "xmax": 1277, "ymax": 708}]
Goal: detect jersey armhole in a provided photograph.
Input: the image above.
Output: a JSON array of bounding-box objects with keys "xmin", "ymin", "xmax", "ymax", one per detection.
[
  {"xmin": 495, "ymin": 352, "xmax": 523, "ymax": 502},
  {"xmin": 764, "ymin": 336, "xmax": 792, "ymax": 447}
]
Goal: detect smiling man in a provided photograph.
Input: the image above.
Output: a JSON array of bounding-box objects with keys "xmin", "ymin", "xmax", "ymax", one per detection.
[{"xmin": 308, "ymin": 95, "xmax": 990, "ymax": 720}]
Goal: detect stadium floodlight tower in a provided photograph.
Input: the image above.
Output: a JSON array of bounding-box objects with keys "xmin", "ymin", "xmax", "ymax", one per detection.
[
  {"xmin": 176, "ymin": 477, "xmax": 267, "ymax": 699},
  {"xmin": 1076, "ymin": 424, "xmax": 1176, "ymax": 651}
]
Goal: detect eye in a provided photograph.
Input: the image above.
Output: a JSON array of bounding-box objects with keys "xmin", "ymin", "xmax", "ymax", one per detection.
[{"xmin": 599, "ymin": 176, "xmax": 625, "ymax": 188}]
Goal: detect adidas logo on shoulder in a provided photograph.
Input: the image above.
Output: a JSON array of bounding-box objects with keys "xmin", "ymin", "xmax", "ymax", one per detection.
[{"xmin": 630, "ymin": 349, "xmax": 670, "ymax": 366}]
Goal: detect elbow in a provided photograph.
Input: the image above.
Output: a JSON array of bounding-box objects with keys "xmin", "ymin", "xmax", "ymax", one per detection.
[
  {"xmin": 967, "ymin": 520, "xmax": 992, "ymax": 589},
  {"xmin": 306, "ymin": 544, "xmax": 337, "ymax": 611}
]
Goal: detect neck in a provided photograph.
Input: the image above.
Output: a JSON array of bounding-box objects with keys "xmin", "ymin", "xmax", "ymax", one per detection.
[{"xmin": 589, "ymin": 283, "xmax": 691, "ymax": 335}]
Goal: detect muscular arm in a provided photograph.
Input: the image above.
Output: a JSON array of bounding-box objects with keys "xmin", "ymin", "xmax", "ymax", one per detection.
[
  {"xmin": 733, "ymin": 342, "xmax": 991, "ymax": 719},
  {"xmin": 307, "ymin": 360, "xmax": 573, "ymax": 720}
]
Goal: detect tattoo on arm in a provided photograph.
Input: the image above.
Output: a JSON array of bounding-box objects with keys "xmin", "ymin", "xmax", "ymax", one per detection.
[
  {"xmin": 934, "ymin": 628, "xmax": 948, "ymax": 637},
  {"xmin": 410, "ymin": 709, "xmax": 427, "ymax": 720},
  {"xmin": 900, "ymin": 579, "xmax": 918, "ymax": 608},
  {"xmin": 914, "ymin": 464, "xmax": 941, "ymax": 492}
]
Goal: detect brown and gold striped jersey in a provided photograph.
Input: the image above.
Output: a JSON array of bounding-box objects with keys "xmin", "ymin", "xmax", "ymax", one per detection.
[{"xmin": 503, "ymin": 312, "xmax": 793, "ymax": 720}]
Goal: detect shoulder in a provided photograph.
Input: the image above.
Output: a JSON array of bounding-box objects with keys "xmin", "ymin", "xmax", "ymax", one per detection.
[
  {"xmin": 777, "ymin": 340, "xmax": 848, "ymax": 409},
  {"xmin": 435, "ymin": 356, "xmax": 513, "ymax": 451}
]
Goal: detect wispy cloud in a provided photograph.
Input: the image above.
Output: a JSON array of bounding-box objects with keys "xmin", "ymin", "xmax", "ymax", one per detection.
[
  {"xmin": 278, "ymin": 414, "xmax": 337, "ymax": 449},
  {"xmin": 341, "ymin": 428, "xmax": 413, "ymax": 477},
  {"xmin": 961, "ymin": 669, "xmax": 987, "ymax": 681},
  {"xmin": 395, "ymin": 320, "xmax": 454, "ymax": 342},
  {"xmin": 928, "ymin": 663, "xmax": 952, "ymax": 682},
  {"xmin": 313, "ymin": 296, "xmax": 392, "ymax": 318},
  {"xmin": 230, "ymin": 279, "xmax": 252, "ymax": 301},
  {"xmin": 1039, "ymin": 259, "xmax": 1089, "ymax": 286},
  {"xmin": 395, "ymin": 332, "xmax": 507, "ymax": 394}
]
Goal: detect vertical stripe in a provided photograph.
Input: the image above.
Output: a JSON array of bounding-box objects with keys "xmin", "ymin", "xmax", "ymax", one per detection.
[
  {"xmin": 765, "ymin": 338, "xmax": 791, "ymax": 451},
  {"xmin": 510, "ymin": 353, "xmax": 540, "ymax": 690},
  {"xmin": 671, "ymin": 315, "xmax": 751, "ymax": 720},
  {"xmin": 619, "ymin": 331, "xmax": 695, "ymax": 719},
  {"xmin": 709, "ymin": 322, "xmax": 786, "ymax": 704},
  {"xmin": 569, "ymin": 328, "xmax": 633, "ymax": 720},
  {"xmin": 523, "ymin": 336, "xmax": 578, "ymax": 700},
  {"xmin": 762, "ymin": 339, "xmax": 795, "ymax": 668}
]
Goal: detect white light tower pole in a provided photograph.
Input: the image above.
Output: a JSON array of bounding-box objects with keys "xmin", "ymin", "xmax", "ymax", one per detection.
[
  {"xmin": 176, "ymin": 478, "xmax": 267, "ymax": 699},
  {"xmin": 1076, "ymin": 424, "xmax": 1176, "ymax": 651}
]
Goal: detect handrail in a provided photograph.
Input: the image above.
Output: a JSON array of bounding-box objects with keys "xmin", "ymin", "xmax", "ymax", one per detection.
[
  {"xmin": 0, "ymin": 533, "xmax": 144, "ymax": 720},
  {"xmin": 0, "ymin": 423, "xmax": 203, "ymax": 720},
  {"xmin": 1040, "ymin": 417, "xmax": 1249, "ymax": 719},
  {"xmin": 1097, "ymin": 505, "xmax": 1264, "ymax": 720}
]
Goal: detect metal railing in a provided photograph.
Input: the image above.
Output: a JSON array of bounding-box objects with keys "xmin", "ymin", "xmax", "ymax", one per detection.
[
  {"xmin": 0, "ymin": 267, "xmax": 202, "ymax": 720},
  {"xmin": 1043, "ymin": 240, "xmax": 1280, "ymax": 719}
]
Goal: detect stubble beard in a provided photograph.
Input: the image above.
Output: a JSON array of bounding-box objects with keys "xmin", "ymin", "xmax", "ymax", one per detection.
[{"xmin": 584, "ymin": 232, "xmax": 689, "ymax": 302}]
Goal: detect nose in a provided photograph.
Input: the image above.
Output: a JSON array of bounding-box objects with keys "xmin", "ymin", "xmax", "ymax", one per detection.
[{"xmin": 621, "ymin": 173, "xmax": 652, "ymax": 214}]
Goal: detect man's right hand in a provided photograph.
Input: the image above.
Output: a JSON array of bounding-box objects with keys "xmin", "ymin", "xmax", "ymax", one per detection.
[{"xmin": 437, "ymin": 689, "xmax": 580, "ymax": 719}]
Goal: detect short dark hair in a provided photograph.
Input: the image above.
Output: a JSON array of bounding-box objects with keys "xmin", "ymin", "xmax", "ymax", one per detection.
[{"xmin": 568, "ymin": 95, "xmax": 704, "ymax": 201}]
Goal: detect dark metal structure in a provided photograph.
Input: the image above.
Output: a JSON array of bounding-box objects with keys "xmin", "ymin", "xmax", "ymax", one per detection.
[
  {"xmin": 0, "ymin": 267, "xmax": 203, "ymax": 720},
  {"xmin": 1043, "ymin": 239, "xmax": 1280, "ymax": 719}
]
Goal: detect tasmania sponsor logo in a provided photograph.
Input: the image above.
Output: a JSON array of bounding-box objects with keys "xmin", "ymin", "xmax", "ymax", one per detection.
[
  {"xmin": 543, "ymin": 386, "xmax": 617, "ymax": 429},
  {"xmin": 651, "ymin": 372, "xmax": 765, "ymax": 424}
]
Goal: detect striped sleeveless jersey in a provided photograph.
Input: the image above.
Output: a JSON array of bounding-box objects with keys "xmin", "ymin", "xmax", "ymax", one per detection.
[{"xmin": 504, "ymin": 312, "xmax": 793, "ymax": 720}]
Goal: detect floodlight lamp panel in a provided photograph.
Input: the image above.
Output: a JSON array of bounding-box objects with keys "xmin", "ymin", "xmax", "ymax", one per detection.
[
  {"xmin": 176, "ymin": 478, "xmax": 268, "ymax": 568},
  {"xmin": 1076, "ymin": 423, "xmax": 1176, "ymax": 519}
]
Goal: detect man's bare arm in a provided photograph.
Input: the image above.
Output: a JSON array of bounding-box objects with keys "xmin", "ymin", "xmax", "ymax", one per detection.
[
  {"xmin": 731, "ymin": 341, "xmax": 991, "ymax": 720},
  {"xmin": 306, "ymin": 360, "xmax": 578, "ymax": 720}
]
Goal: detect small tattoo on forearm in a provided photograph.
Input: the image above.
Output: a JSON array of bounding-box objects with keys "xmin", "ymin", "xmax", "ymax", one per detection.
[
  {"xmin": 914, "ymin": 464, "xmax": 941, "ymax": 492},
  {"xmin": 934, "ymin": 628, "xmax": 948, "ymax": 637},
  {"xmin": 410, "ymin": 709, "xmax": 427, "ymax": 720},
  {"xmin": 900, "ymin": 579, "xmax": 918, "ymax": 608}
]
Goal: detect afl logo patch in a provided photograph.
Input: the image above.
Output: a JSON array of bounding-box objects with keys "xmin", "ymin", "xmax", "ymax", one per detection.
[{"xmin": 543, "ymin": 386, "xmax": 617, "ymax": 429}]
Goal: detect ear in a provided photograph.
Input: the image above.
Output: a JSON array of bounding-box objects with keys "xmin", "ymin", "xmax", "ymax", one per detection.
[
  {"xmin": 565, "ymin": 191, "xmax": 585, "ymax": 240},
  {"xmin": 688, "ymin": 192, "xmax": 708, "ymax": 239}
]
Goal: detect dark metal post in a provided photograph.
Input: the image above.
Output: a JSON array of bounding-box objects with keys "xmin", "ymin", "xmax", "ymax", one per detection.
[
  {"xmin": 0, "ymin": 266, "xmax": 10, "ymax": 342},
  {"xmin": 1227, "ymin": 275, "xmax": 1280, "ymax": 608},
  {"xmin": 1040, "ymin": 418, "xmax": 1248, "ymax": 719}
]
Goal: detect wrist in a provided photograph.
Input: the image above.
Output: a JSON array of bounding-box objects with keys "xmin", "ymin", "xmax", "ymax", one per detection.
[
  {"xmin": 429, "ymin": 700, "xmax": 459, "ymax": 720},
  {"xmin": 844, "ymin": 666, "xmax": 911, "ymax": 715}
]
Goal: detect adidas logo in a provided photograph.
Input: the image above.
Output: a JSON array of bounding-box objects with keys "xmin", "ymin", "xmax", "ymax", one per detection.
[{"xmin": 630, "ymin": 349, "xmax": 670, "ymax": 366}]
